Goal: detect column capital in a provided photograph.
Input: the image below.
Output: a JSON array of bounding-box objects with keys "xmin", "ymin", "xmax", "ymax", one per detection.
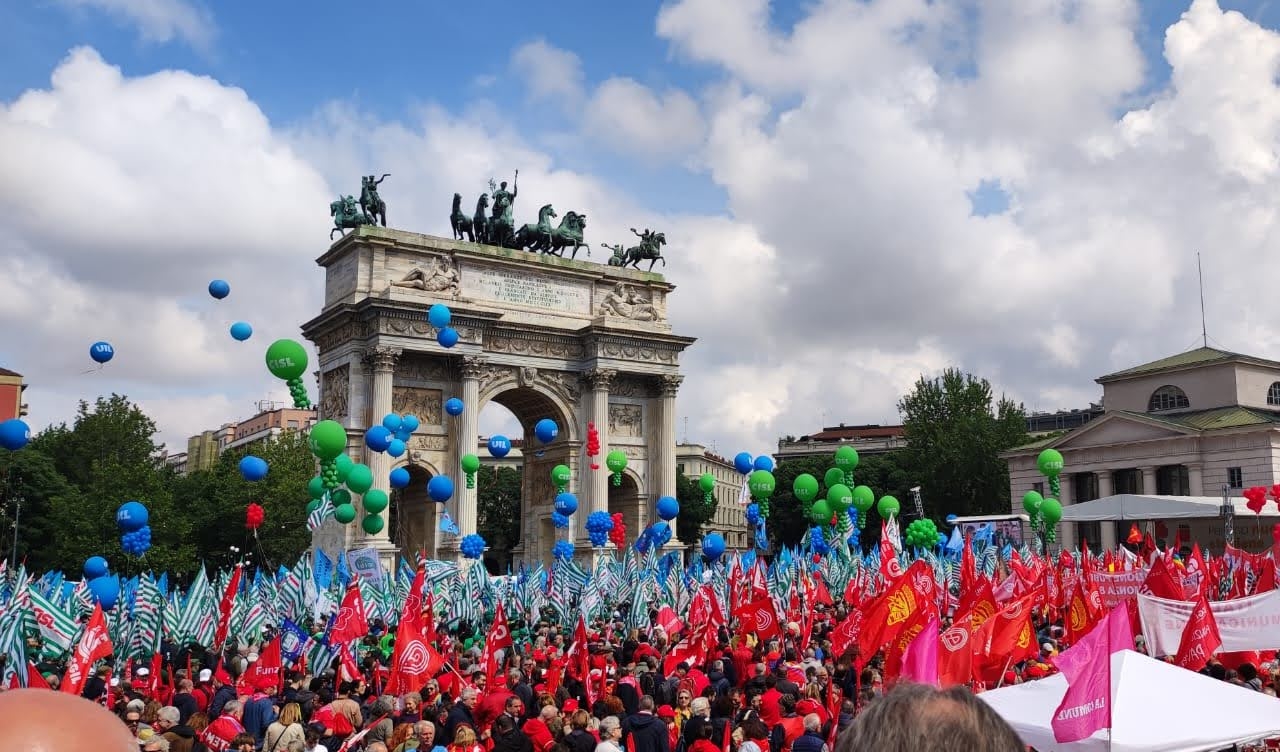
[
  {"xmin": 460, "ymin": 355, "xmax": 489, "ymax": 380},
  {"xmin": 362, "ymin": 346, "xmax": 402, "ymax": 372},
  {"xmin": 584, "ymin": 368, "xmax": 618, "ymax": 391},
  {"xmin": 658, "ymin": 374, "xmax": 684, "ymax": 397}
]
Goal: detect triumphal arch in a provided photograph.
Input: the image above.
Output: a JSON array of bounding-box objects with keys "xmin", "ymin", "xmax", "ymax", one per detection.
[{"xmin": 302, "ymin": 226, "xmax": 694, "ymax": 566}]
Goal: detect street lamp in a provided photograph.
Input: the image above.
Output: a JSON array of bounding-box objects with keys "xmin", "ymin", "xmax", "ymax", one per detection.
[
  {"xmin": 9, "ymin": 493, "xmax": 21, "ymax": 569},
  {"xmin": 1220, "ymin": 484, "xmax": 1235, "ymax": 548}
]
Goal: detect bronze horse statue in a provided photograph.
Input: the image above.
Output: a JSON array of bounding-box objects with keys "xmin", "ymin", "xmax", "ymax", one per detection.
[
  {"xmin": 472, "ymin": 194, "xmax": 490, "ymax": 245},
  {"xmin": 450, "ymin": 193, "xmax": 473, "ymax": 242}
]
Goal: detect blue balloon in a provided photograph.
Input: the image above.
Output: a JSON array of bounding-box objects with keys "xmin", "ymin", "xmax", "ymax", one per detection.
[
  {"xmin": 752, "ymin": 455, "xmax": 775, "ymax": 472},
  {"xmin": 427, "ymin": 303, "xmax": 452, "ymax": 328},
  {"xmin": 382, "ymin": 413, "xmax": 402, "ymax": 432},
  {"xmin": 394, "ymin": 427, "xmax": 413, "ymax": 443},
  {"xmin": 487, "ymin": 435, "xmax": 511, "ymax": 458},
  {"xmin": 88, "ymin": 575, "xmax": 119, "ymax": 610},
  {"xmin": 228, "ymin": 322, "xmax": 251, "ymax": 341},
  {"xmin": 0, "ymin": 419, "xmax": 30, "ymax": 451},
  {"xmin": 401, "ymin": 414, "xmax": 420, "ymax": 433},
  {"xmin": 208, "ymin": 279, "xmax": 231, "ymax": 299},
  {"xmin": 437, "ymin": 327, "xmax": 459, "ymax": 348},
  {"xmin": 702, "ymin": 532, "xmax": 726, "ymax": 561},
  {"xmin": 733, "ymin": 452, "xmax": 753, "ymax": 475},
  {"xmin": 655, "ymin": 495, "xmax": 680, "ymax": 521},
  {"xmin": 427, "ymin": 475, "xmax": 455, "ymax": 502},
  {"xmin": 116, "ymin": 501, "xmax": 149, "ymax": 532},
  {"xmin": 387, "ymin": 438, "xmax": 406, "ymax": 458},
  {"xmin": 239, "ymin": 455, "xmax": 268, "ymax": 481},
  {"xmin": 365, "ymin": 426, "xmax": 393, "ymax": 452},
  {"xmin": 554, "ymin": 492, "xmax": 578, "ymax": 516},
  {"xmin": 89, "ymin": 341, "xmax": 114, "ymax": 364},
  {"xmin": 83, "ymin": 556, "xmax": 109, "ymax": 579},
  {"xmin": 534, "ymin": 418, "xmax": 559, "ymax": 444},
  {"xmin": 389, "ymin": 467, "xmax": 411, "ymax": 489},
  {"xmin": 445, "ymin": 398, "xmax": 464, "ymax": 416}
]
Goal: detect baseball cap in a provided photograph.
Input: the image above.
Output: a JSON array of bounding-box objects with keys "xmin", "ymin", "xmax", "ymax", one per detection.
[
  {"xmin": 657, "ymin": 705, "xmax": 675, "ymax": 719},
  {"xmin": 137, "ymin": 667, "xmax": 150, "ymax": 677},
  {"xmin": 198, "ymin": 668, "xmax": 212, "ymax": 682}
]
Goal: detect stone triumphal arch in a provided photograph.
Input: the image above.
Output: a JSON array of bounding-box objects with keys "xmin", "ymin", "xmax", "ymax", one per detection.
[{"xmin": 302, "ymin": 226, "xmax": 694, "ymax": 566}]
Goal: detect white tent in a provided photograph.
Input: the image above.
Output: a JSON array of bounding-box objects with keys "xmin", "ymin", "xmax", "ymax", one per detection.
[
  {"xmin": 1059, "ymin": 493, "xmax": 1280, "ymax": 522},
  {"xmin": 979, "ymin": 650, "xmax": 1280, "ymax": 752}
]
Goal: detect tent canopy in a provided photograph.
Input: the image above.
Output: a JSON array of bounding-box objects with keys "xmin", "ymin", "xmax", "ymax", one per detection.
[
  {"xmin": 979, "ymin": 650, "xmax": 1280, "ymax": 752},
  {"xmin": 1059, "ymin": 493, "xmax": 1280, "ymax": 522}
]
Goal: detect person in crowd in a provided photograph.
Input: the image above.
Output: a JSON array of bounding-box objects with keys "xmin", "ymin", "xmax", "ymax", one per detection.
[
  {"xmin": 156, "ymin": 705, "xmax": 195, "ymax": 752},
  {"xmin": 448, "ymin": 725, "xmax": 483, "ymax": 752},
  {"xmin": 265, "ymin": 702, "xmax": 307, "ymax": 752},
  {"xmin": 622, "ymin": 696, "xmax": 670, "ymax": 752},
  {"xmin": 835, "ymin": 684, "xmax": 1024, "ymax": 752},
  {"xmin": 595, "ymin": 716, "xmax": 623, "ymax": 752}
]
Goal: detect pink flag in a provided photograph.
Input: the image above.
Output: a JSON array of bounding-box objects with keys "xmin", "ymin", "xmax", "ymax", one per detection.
[
  {"xmin": 900, "ymin": 616, "xmax": 940, "ymax": 687},
  {"xmin": 1051, "ymin": 604, "xmax": 1134, "ymax": 743}
]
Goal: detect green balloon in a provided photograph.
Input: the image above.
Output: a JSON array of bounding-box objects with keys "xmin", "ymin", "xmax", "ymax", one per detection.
[
  {"xmin": 823, "ymin": 468, "xmax": 845, "ymax": 488},
  {"xmin": 809, "ymin": 499, "xmax": 833, "ymax": 525},
  {"xmin": 606, "ymin": 450, "xmax": 628, "ymax": 473},
  {"xmin": 1037, "ymin": 448, "xmax": 1064, "ymax": 478},
  {"xmin": 306, "ymin": 498, "xmax": 320, "ymax": 514},
  {"xmin": 699, "ymin": 473, "xmax": 716, "ymax": 494},
  {"xmin": 461, "ymin": 453, "xmax": 481, "ymax": 473},
  {"xmin": 551, "ymin": 464, "xmax": 572, "ymax": 486},
  {"xmin": 834, "ymin": 445, "xmax": 859, "ymax": 474},
  {"xmin": 265, "ymin": 339, "xmax": 309, "ymax": 380},
  {"xmin": 1040, "ymin": 497, "xmax": 1062, "ymax": 525},
  {"xmin": 309, "ymin": 420, "xmax": 348, "ymax": 459},
  {"xmin": 877, "ymin": 495, "xmax": 900, "ymax": 518},
  {"xmin": 851, "ymin": 485, "xmax": 875, "ymax": 513},
  {"xmin": 363, "ymin": 489, "xmax": 389, "ymax": 514},
  {"xmin": 362, "ymin": 513, "xmax": 385, "ymax": 535},
  {"xmin": 333, "ymin": 503, "xmax": 357, "ymax": 524},
  {"xmin": 331, "ymin": 488, "xmax": 352, "ymax": 506},
  {"xmin": 334, "ymin": 453, "xmax": 355, "ymax": 482},
  {"xmin": 345, "ymin": 463, "xmax": 374, "ymax": 494},
  {"xmin": 792, "ymin": 474, "xmax": 819, "ymax": 503},
  {"xmin": 307, "ymin": 476, "xmax": 325, "ymax": 499},
  {"xmin": 1022, "ymin": 490, "xmax": 1044, "ymax": 515},
  {"xmin": 748, "ymin": 470, "xmax": 776, "ymax": 499},
  {"xmin": 826, "ymin": 483, "xmax": 853, "ymax": 511}
]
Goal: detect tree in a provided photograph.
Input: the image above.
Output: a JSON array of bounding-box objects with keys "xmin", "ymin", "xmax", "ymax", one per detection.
[
  {"xmin": 898, "ymin": 368, "xmax": 1029, "ymax": 519},
  {"xmin": 674, "ymin": 469, "xmax": 718, "ymax": 546},
  {"xmin": 477, "ymin": 465, "xmax": 521, "ymax": 565},
  {"xmin": 0, "ymin": 448, "xmax": 83, "ymax": 572}
]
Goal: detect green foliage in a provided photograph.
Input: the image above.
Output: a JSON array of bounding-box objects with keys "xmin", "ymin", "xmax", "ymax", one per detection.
[
  {"xmin": 898, "ymin": 368, "xmax": 1029, "ymax": 519},
  {"xmin": 477, "ymin": 465, "xmax": 521, "ymax": 554},
  {"xmin": 674, "ymin": 469, "xmax": 718, "ymax": 546}
]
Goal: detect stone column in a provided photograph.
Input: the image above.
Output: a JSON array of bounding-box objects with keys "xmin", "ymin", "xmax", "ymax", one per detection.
[
  {"xmin": 361, "ymin": 346, "xmax": 401, "ymax": 554},
  {"xmin": 1141, "ymin": 466, "xmax": 1158, "ymax": 496},
  {"xmin": 1096, "ymin": 471, "xmax": 1116, "ymax": 553},
  {"xmin": 581, "ymin": 369, "xmax": 616, "ymax": 545},
  {"xmin": 1187, "ymin": 464, "xmax": 1204, "ymax": 496},
  {"xmin": 1058, "ymin": 471, "xmax": 1075, "ymax": 551},
  {"xmin": 456, "ymin": 356, "xmax": 485, "ymax": 546},
  {"xmin": 650, "ymin": 375, "xmax": 683, "ymax": 503}
]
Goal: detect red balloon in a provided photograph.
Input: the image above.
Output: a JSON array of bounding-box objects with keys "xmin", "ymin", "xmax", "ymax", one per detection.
[{"xmin": 245, "ymin": 502, "xmax": 265, "ymax": 530}]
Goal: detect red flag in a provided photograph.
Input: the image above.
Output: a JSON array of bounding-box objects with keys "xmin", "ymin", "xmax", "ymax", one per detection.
[
  {"xmin": 214, "ymin": 565, "xmax": 243, "ymax": 650},
  {"xmin": 402, "ymin": 562, "xmax": 426, "ymax": 627},
  {"xmin": 1051, "ymin": 605, "xmax": 1133, "ymax": 743},
  {"xmin": 960, "ymin": 532, "xmax": 977, "ymax": 596},
  {"xmin": 338, "ymin": 644, "xmax": 362, "ymax": 684},
  {"xmin": 1063, "ymin": 578, "xmax": 1097, "ymax": 645},
  {"xmin": 828, "ymin": 609, "xmax": 862, "ymax": 661},
  {"xmin": 857, "ymin": 560, "xmax": 934, "ymax": 664},
  {"xmin": 61, "ymin": 603, "xmax": 113, "ymax": 695},
  {"xmin": 329, "ymin": 583, "xmax": 370, "ymax": 645},
  {"xmin": 1173, "ymin": 594, "xmax": 1221, "ymax": 671},
  {"xmin": 244, "ymin": 637, "xmax": 283, "ymax": 693},
  {"xmin": 567, "ymin": 615, "xmax": 590, "ymax": 680},
  {"xmin": 387, "ymin": 611, "xmax": 444, "ymax": 695},
  {"xmin": 937, "ymin": 618, "xmax": 975, "ymax": 687},
  {"xmin": 480, "ymin": 601, "xmax": 513, "ymax": 687},
  {"xmin": 656, "ymin": 605, "xmax": 685, "ymax": 636},
  {"xmin": 25, "ymin": 664, "xmax": 50, "ymax": 690},
  {"xmin": 879, "ymin": 532, "xmax": 904, "ymax": 581},
  {"xmin": 734, "ymin": 596, "xmax": 781, "ymax": 641},
  {"xmin": 1141, "ymin": 556, "xmax": 1186, "ymax": 601}
]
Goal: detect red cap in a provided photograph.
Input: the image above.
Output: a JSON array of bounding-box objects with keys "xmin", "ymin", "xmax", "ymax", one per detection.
[
  {"xmin": 657, "ymin": 705, "xmax": 676, "ymax": 720},
  {"xmin": 562, "ymin": 699, "xmax": 579, "ymax": 713},
  {"xmin": 1003, "ymin": 671, "xmax": 1017, "ymax": 685}
]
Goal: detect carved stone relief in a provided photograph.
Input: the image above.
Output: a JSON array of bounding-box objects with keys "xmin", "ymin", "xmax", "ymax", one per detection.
[
  {"xmin": 408, "ymin": 435, "xmax": 450, "ymax": 452},
  {"xmin": 314, "ymin": 320, "xmax": 371, "ymax": 352},
  {"xmin": 540, "ymin": 370, "xmax": 583, "ymax": 403},
  {"xmin": 397, "ymin": 356, "xmax": 452, "ymax": 384},
  {"xmin": 487, "ymin": 335, "xmax": 585, "ymax": 359},
  {"xmin": 319, "ymin": 365, "xmax": 350, "ymax": 422},
  {"xmin": 610, "ymin": 375, "xmax": 648, "ymax": 399},
  {"xmin": 392, "ymin": 386, "xmax": 443, "ymax": 426},
  {"xmin": 600, "ymin": 341, "xmax": 677, "ymax": 363},
  {"xmin": 608, "ymin": 404, "xmax": 643, "ymax": 438},
  {"xmin": 597, "ymin": 282, "xmax": 663, "ymax": 322},
  {"xmin": 389, "ymin": 255, "xmax": 460, "ymax": 297}
]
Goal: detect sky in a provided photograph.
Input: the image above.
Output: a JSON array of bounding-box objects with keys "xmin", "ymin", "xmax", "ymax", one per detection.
[{"xmin": 5, "ymin": 0, "xmax": 1280, "ymax": 460}]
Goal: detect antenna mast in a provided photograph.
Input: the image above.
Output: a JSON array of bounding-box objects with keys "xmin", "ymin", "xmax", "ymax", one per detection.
[{"xmin": 1198, "ymin": 252, "xmax": 1208, "ymax": 348}]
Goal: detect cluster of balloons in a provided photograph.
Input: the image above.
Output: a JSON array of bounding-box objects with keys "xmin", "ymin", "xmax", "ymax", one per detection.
[
  {"xmin": 808, "ymin": 527, "xmax": 830, "ymax": 556},
  {"xmin": 428, "ymin": 304, "xmax": 459, "ymax": 348},
  {"xmin": 265, "ymin": 339, "xmax": 311, "ymax": 409},
  {"xmin": 83, "ymin": 557, "xmax": 119, "ymax": 610},
  {"xmin": 0, "ymin": 418, "xmax": 30, "ymax": 451},
  {"xmin": 698, "ymin": 473, "xmax": 715, "ymax": 503},
  {"xmin": 551, "ymin": 464, "xmax": 571, "ymax": 494},
  {"xmin": 585, "ymin": 510, "xmax": 614, "ymax": 547},
  {"xmin": 245, "ymin": 502, "xmax": 265, "ymax": 530},
  {"xmin": 609, "ymin": 512, "xmax": 626, "ymax": 549},
  {"xmin": 460, "ymin": 533, "xmax": 486, "ymax": 559},
  {"xmin": 365, "ymin": 412, "xmax": 421, "ymax": 459},
  {"xmin": 309, "ymin": 420, "xmax": 387, "ymax": 534},
  {"xmin": 552, "ymin": 539, "xmax": 575, "ymax": 561},
  {"xmin": 904, "ymin": 517, "xmax": 940, "ymax": 549},
  {"xmin": 1023, "ymin": 448, "xmax": 1065, "ymax": 542},
  {"xmin": 606, "ymin": 450, "xmax": 627, "ymax": 486},
  {"xmin": 701, "ymin": 532, "xmax": 725, "ymax": 562},
  {"xmin": 553, "ymin": 492, "xmax": 578, "ymax": 529},
  {"xmin": 116, "ymin": 501, "xmax": 151, "ymax": 557}
]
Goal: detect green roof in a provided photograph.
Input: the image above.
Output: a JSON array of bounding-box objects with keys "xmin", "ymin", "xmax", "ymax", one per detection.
[
  {"xmin": 1119, "ymin": 405, "xmax": 1280, "ymax": 431},
  {"xmin": 1096, "ymin": 347, "xmax": 1246, "ymax": 382}
]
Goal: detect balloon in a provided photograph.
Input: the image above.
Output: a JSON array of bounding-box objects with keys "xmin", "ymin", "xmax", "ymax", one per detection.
[
  {"xmin": 555, "ymin": 492, "xmax": 579, "ymax": 516},
  {"xmin": 362, "ymin": 514, "xmax": 385, "ymax": 535},
  {"xmin": 551, "ymin": 464, "xmax": 571, "ymax": 491},
  {"xmin": 834, "ymin": 445, "xmax": 860, "ymax": 475},
  {"xmin": 461, "ymin": 453, "xmax": 481, "ymax": 488},
  {"xmin": 334, "ymin": 453, "xmax": 355, "ymax": 482},
  {"xmin": 401, "ymin": 415, "xmax": 420, "ymax": 433},
  {"xmin": 115, "ymin": 501, "xmax": 149, "ymax": 532},
  {"xmin": 488, "ymin": 435, "xmax": 512, "ymax": 458},
  {"xmin": 306, "ymin": 498, "xmax": 321, "ymax": 514},
  {"xmin": 364, "ymin": 426, "xmax": 393, "ymax": 452},
  {"xmin": 331, "ymin": 488, "xmax": 352, "ymax": 506},
  {"xmin": 0, "ymin": 419, "xmax": 30, "ymax": 451},
  {"xmin": 748, "ymin": 470, "xmax": 776, "ymax": 499},
  {"xmin": 264, "ymin": 339, "xmax": 308, "ymax": 380},
  {"xmin": 445, "ymin": 398, "xmax": 464, "ymax": 416},
  {"xmin": 345, "ymin": 464, "xmax": 374, "ymax": 494},
  {"xmin": 1037, "ymin": 449, "xmax": 1064, "ymax": 478},
  {"xmin": 89, "ymin": 341, "xmax": 115, "ymax": 364},
  {"xmin": 792, "ymin": 474, "xmax": 819, "ymax": 503},
  {"xmin": 88, "ymin": 576, "xmax": 119, "ymax": 610},
  {"xmin": 1040, "ymin": 497, "xmax": 1062, "ymax": 526},
  {"xmin": 208, "ymin": 279, "xmax": 231, "ymax": 299},
  {"xmin": 826, "ymin": 484, "xmax": 853, "ymax": 512},
  {"xmin": 1022, "ymin": 490, "xmax": 1044, "ymax": 515},
  {"xmin": 427, "ymin": 303, "xmax": 452, "ymax": 328},
  {"xmin": 437, "ymin": 327, "xmax": 459, "ymax": 348},
  {"xmin": 553, "ymin": 539, "xmax": 575, "ymax": 561},
  {"xmin": 333, "ymin": 503, "xmax": 357, "ymax": 524},
  {"xmin": 390, "ymin": 467, "xmax": 411, "ymax": 489},
  {"xmin": 702, "ymin": 532, "xmax": 726, "ymax": 561},
  {"xmin": 460, "ymin": 533, "xmax": 486, "ymax": 559},
  {"xmin": 387, "ymin": 439, "xmax": 406, "ymax": 458},
  {"xmin": 307, "ymin": 475, "xmax": 325, "ymax": 499},
  {"xmin": 362, "ymin": 489, "xmax": 389, "ymax": 514},
  {"xmin": 229, "ymin": 322, "xmax": 253, "ymax": 341},
  {"xmin": 877, "ymin": 495, "xmax": 900, "ymax": 518},
  {"xmin": 655, "ymin": 495, "xmax": 680, "ymax": 521},
  {"xmin": 309, "ymin": 420, "xmax": 348, "ymax": 459},
  {"xmin": 823, "ymin": 468, "xmax": 845, "ymax": 488},
  {"xmin": 534, "ymin": 418, "xmax": 559, "ymax": 443},
  {"xmin": 851, "ymin": 485, "xmax": 876, "ymax": 513},
  {"xmin": 733, "ymin": 452, "xmax": 754, "ymax": 475},
  {"xmin": 83, "ymin": 556, "xmax": 109, "ymax": 579},
  {"xmin": 382, "ymin": 413, "xmax": 402, "ymax": 432},
  {"xmin": 239, "ymin": 455, "xmax": 268, "ymax": 481},
  {"xmin": 809, "ymin": 499, "xmax": 833, "ymax": 525},
  {"xmin": 606, "ymin": 450, "xmax": 627, "ymax": 486},
  {"xmin": 753, "ymin": 455, "xmax": 775, "ymax": 472},
  {"xmin": 245, "ymin": 503, "xmax": 265, "ymax": 530},
  {"xmin": 428, "ymin": 475, "xmax": 454, "ymax": 503}
]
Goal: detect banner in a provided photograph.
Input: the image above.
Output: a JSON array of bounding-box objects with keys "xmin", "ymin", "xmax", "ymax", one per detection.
[
  {"xmin": 347, "ymin": 548, "xmax": 385, "ymax": 586},
  {"xmin": 1094, "ymin": 569, "xmax": 1148, "ymax": 610},
  {"xmin": 1137, "ymin": 589, "xmax": 1280, "ymax": 657}
]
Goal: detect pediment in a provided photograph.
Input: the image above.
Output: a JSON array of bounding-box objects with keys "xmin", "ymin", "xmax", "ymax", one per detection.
[{"xmin": 1053, "ymin": 413, "xmax": 1196, "ymax": 449}]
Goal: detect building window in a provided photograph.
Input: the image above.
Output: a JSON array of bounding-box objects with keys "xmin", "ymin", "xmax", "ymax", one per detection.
[
  {"xmin": 1147, "ymin": 385, "xmax": 1190, "ymax": 412},
  {"xmin": 1156, "ymin": 465, "xmax": 1190, "ymax": 496},
  {"xmin": 1227, "ymin": 467, "xmax": 1243, "ymax": 489},
  {"xmin": 1032, "ymin": 481, "xmax": 1044, "ymax": 495},
  {"xmin": 1269, "ymin": 382, "xmax": 1280, "ymax": 406},
  {"xmin": 677, "ymin": 463, "xmax": 685, "ymax": 475}
]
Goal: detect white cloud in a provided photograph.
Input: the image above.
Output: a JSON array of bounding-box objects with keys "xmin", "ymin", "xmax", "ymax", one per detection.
[
  {"xmin": 584, "ymin": 78, "xmax": 706, "ymax": 159},
  {"xmin": 54, "ymin": 0, "xmax": 215, "ymax": 50},
  {"xmin": 510, "ymin": 39, "xmax": 585, "ymax": 102}
]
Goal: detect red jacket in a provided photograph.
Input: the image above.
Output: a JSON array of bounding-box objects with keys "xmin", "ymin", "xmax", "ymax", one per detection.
[{"xmin": 524, "ymin": 718, "xmax": 555, "ymax": 752}]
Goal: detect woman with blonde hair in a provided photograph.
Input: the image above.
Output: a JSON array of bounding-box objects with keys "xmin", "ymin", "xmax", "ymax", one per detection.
[
  {"xmin": 264, "ymin": 702, "xmax": 306, "ymax": 752},
  {"xmin": 449, "ymin": 725, "xmax": 483, "ymax": 752}
]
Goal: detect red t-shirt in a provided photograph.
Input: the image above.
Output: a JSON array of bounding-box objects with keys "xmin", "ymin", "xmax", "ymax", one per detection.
[{"xmin": 759, "ymin": 688, "xmax": 783, "ymax": 728}]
